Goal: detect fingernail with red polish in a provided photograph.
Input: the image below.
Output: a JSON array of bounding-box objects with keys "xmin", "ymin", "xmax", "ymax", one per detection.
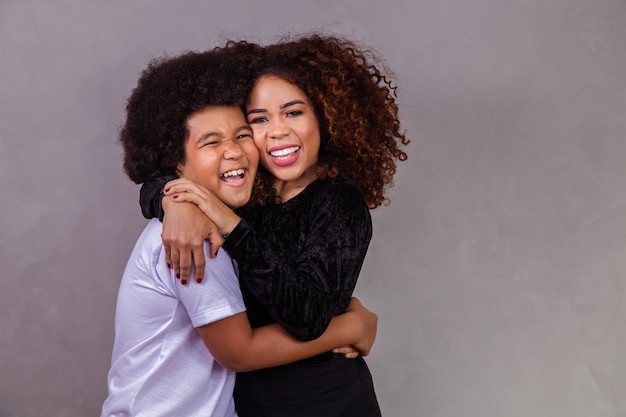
[
  {"xmin": 164, "ymin": 187, "xmax": 170, "ymax": 193},
  {"xmin": 173, "ymin": 195, "xmax": 178, "ymax": 200},
  {"xmin": 197, "ymin": 278, "xmax": 203, "ymax": 284},
  {"xmin": 176, "ymin": 273, "xmax": 180, "ymax": 279},
  {"xmin": 181, "ymin": 280, "xmax": 187, "ymax": 285}
]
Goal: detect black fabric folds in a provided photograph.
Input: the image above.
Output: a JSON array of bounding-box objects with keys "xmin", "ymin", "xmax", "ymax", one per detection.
[{"xmin": 139, "ymin": 175, "xmax": 176, "ymax": 221}]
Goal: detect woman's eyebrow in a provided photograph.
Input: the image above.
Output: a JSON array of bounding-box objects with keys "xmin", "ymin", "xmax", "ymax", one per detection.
[
  {"xmin": 246, "ymin": 100, "xmax": 306, "ymax": 116},
  {"xmin": 280, "ymin": 100, "xmax": 305, "ymax": 109},
  {"xmin": 246, "ymin": 108, "xmax": 265, "ymax": 116}
]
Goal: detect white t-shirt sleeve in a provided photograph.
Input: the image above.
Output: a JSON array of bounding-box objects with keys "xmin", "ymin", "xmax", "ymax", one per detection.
[{"xmin": 155, "ymin": 242, "xmax": 246, "ymax": 328}]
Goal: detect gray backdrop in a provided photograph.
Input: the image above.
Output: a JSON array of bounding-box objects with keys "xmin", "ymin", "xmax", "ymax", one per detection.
[{"xmin": 1, "ymin": 0, "xmax": 625, "ymax": 416}]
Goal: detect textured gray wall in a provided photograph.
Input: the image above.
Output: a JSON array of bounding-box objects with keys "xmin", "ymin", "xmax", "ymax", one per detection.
[{"xmin": 2, "ymin": 0, "xmax": 626, "ymax": 416}]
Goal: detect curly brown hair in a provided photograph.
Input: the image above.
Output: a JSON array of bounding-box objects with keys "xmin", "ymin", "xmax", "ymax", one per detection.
[
  {"xmin": 120, "ymin": 43, "xmax": 260, "ymax": 184},
  {"xmin": 247, "ymin": 34, "xmax": 409, "ymax": 209}
]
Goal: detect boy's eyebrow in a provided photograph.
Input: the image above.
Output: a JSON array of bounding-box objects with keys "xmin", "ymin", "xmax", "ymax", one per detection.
[
  {"xmin": 196, "ymin": 131, "xmax": 218, "ymax": 143},
  {"xmin": 236, "ymin": 125, "xmax": 253, "ymax": 133},
  {"xmin": 246, "ymin": 100, "xmax": 306, "ymax": 115},
  {"xmin": 196, "ymin": 125, "xmax": 252, "ymax": 143}
]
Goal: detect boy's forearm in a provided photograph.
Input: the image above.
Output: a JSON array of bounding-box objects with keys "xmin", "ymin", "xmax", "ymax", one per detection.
[{"xmin": 217, "ymin": 315, "xmax": 360, "ymax": 372}]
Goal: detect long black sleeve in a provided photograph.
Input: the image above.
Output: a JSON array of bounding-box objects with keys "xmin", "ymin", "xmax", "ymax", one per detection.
[
  {"xmin": 139, "ymin": 175, "xmax": 176, "ymax": 220},
  {"xmin": 223, "ymin": 175, "xmax": 372, "ymax": 341}
]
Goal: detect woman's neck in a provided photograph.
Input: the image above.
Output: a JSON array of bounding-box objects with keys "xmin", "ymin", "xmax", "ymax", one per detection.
[{"xmin": 273, "ymin": 172, "xmax": 317, "ymax": 202}]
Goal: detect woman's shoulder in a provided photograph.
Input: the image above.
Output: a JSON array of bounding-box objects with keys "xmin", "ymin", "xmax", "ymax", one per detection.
[
  {"xmin": 313, "ymin": 174, "xmax": 361, "ymax": 198},
  {"xmin": 303, "ymin": 174, "xmax": 367, "ymax": 213},
  {"xmin": 272, "ymin": 174, "xmax": 364, "ymax": 213}
]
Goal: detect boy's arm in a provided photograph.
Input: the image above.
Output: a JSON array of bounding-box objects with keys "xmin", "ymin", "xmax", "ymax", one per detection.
[{"xmin": 197, "ymin": 298, "xmax": 378, "ymax": 372}]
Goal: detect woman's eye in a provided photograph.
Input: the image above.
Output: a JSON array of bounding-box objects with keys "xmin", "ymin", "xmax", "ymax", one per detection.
[
  {"xmin": 237, "ymin": 133, "xmax": 252, "ymax": 140},
  {"xmin": 248, "ymin": 116, "xmax": 267, "ymax": 124},
  {"xmin": 286, "ymin": 110, "xmax": 302, "ymax": 117}
]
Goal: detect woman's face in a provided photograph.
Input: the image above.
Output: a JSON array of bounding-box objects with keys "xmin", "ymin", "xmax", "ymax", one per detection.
[
  {"xmin": 246, "ymin": 75, "xmax": 321, "ymax": 199},
  {"xmin": 178, "ymin": 106, "xmax": 259, "ymax": 209}
]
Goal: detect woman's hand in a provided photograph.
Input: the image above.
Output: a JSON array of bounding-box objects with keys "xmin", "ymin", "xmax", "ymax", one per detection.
[
  {"xmin": 163, "ymin": 178, "xmax": 241, "ymax": 237},
  {"xmin": 161, "ymin": 180, "xmax": 224, "ymax": 284},
  {"xmin": 332, "ymin": 297, "xmax": 378, "ymax": 358}
]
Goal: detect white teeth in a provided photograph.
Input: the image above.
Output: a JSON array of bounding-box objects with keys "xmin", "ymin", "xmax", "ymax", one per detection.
[
  {"xmin": 270, "ymin": 146, "xmax": 300, "ymax": 157},
  {"xmin": 220, "ymin": 169, "xmax": 245, "ymax": 178}
]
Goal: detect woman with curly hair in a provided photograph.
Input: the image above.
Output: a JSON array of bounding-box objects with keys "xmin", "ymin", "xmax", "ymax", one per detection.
[
  {"xmin": 102, "ymin": 45, "xmax": 379, "ymax": 417},
  {"xmin": 140, "ymin": 34, "xmax": 409, "ymax": 416}
]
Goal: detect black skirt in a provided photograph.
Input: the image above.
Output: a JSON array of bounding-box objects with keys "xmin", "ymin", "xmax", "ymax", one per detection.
[{"xmin": 234, "ymin": 354, "xmax": 381, "ymax": 417}]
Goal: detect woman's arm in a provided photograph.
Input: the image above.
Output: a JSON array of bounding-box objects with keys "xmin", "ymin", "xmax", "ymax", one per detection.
[
  {"xmin": 164, "ymin": 177, "xmax": 243, "ymax": 235},
  {"xmin": 140, "ymin": 176, "xmax": 223, "ymax": 283},
  {"xmin": 198, "ymin": 297, "xmax": 377, "ymax": 372},
  {"xmin": 161, "ymin": 196, "xmax": 224, "ymax": 283},
  {"xmin": 139, "ymin": 175, "xmax": 175, "ymax": 220},
  {"xmin": 158, "ymin": 177, "xmax": 245, "ymax": 283}
]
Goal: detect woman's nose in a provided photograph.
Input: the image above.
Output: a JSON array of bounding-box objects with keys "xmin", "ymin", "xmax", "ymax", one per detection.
[{"xmin": 269, "ymin": 118, "xmax": 289, "ymax": 139}]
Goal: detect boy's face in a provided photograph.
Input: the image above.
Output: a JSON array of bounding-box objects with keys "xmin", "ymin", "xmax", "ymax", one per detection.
[{"xmin": 178, "ymin": 106, "xmax": 259, "ymax": 209}]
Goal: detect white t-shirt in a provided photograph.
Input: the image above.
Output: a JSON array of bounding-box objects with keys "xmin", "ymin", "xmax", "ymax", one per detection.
[{"xmin": 101, "ymin": 218, "xmax": 245, "ymax": 417}]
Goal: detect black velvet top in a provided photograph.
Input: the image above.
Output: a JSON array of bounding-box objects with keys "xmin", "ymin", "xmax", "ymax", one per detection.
[{"xmin": 139, "ymin": 174, "xmax": 372, "ymax": 341}]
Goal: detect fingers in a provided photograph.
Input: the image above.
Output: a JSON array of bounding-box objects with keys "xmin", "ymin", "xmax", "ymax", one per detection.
[
  {"xmin": 168, "ymin": 245, "xmax": 182, "ymax": 282},
  {"xmin": 166, "ymin": 246, "xmax": 203, "ymax": 285},
  {"xmin": 161, "ymin": 198, "xmax": 210, "ymax": 285},
  {"xmin": 192, "ymin": 246, "xmax": 206, "ymax": 283},
  {"xmin": 171, "ymin": 192, "xmax": 207, "ymax": 207},
  {"xmin": 178, "ymin": 249, "xmax": 192, "ymax": 285},
  {"xmin": 206, "ymin": 231, "xmax": 224, "ymax": 259},
  {"xmin": 164, "ymin": 242, "xmax": 173, "ymax": 271},
  {"xmin": 332, "ymin": 346, "xmax": 358, "ymax": 355},
  {"xmin": 162, "ymin": 233, "xmax": 193, "ymax": 285},
  {"xmin": 163, "ymin": 178, "xmax": 210, "ymax": 198},
  {"xmin": 332, "ymin": 346, "xmax": 361, "ymax": 359}
]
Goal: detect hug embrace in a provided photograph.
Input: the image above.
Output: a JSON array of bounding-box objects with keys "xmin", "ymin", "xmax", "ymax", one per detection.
[{"xmin": 102, "ymin": 33, "xmax": 409, "ymax": 417}]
